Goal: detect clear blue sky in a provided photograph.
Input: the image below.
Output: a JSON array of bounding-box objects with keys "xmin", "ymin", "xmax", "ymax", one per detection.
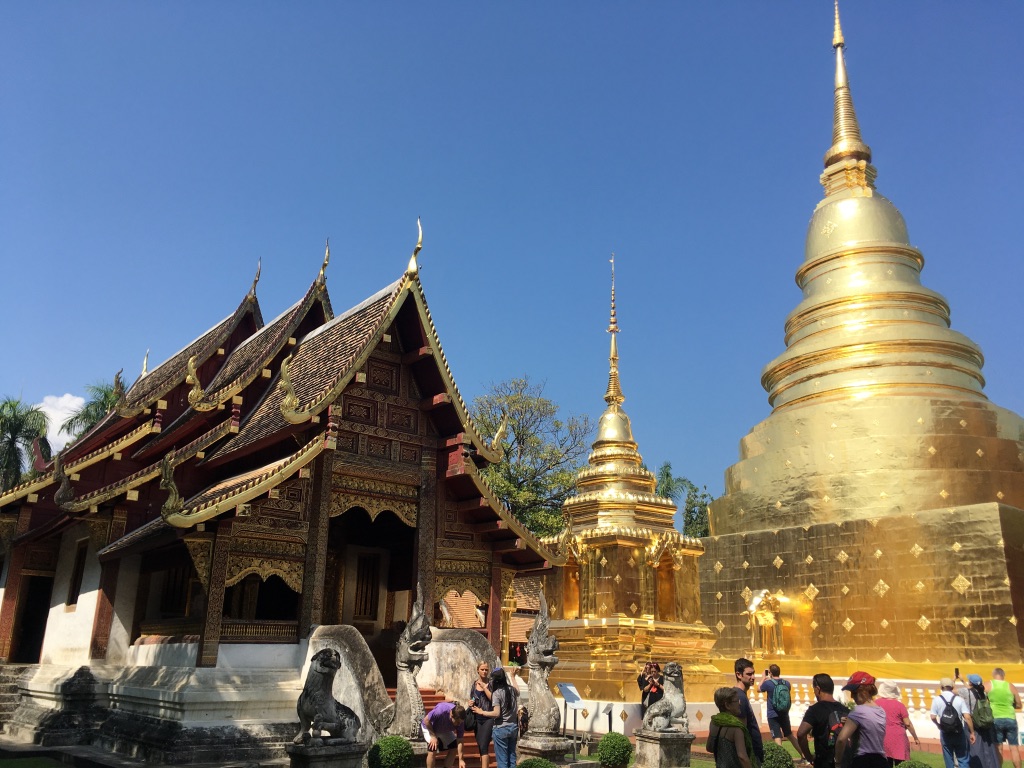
[{"xmin": 2, "ymin": 3, "xmax": 1022, "ymax": 497}]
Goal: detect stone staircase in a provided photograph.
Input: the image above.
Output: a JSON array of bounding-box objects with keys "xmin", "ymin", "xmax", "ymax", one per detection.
[
  {"xmin": 387, "ymin": 688, "xmax": 495, "ymax": 768},
  {"xmin": 0, "ymin": 664, "xmax": 34, "ymax": 726}
]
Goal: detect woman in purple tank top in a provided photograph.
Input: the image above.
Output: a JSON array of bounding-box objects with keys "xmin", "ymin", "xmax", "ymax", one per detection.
[{"xmin": 835, "ymin": 672, "xmax": 888, "ymax": 768}]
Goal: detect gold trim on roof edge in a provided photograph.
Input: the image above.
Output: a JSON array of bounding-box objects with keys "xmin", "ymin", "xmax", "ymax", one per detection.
[
  {"xmin": 0, "ymin": 419, "xmax": 160, "ymax": 508},
  {"xmin": 163, "ymin": 434, "xmax": 326, "ymax": 527},
  {"xmin": 64, "ymin": 420, "xmax": 234, "ymax": 514}
]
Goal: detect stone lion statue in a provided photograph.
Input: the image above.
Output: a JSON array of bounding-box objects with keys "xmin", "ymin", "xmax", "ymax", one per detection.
[
  {"xmin": 641, "ymin": 661, "xmax": 689, "ymax": 733},
  {"xmin": 294, "ymin": 647, "xmax": 362, "ymax": 745}
]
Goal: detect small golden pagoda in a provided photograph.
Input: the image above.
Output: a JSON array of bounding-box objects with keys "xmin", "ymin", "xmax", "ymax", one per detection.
[
  {"xmin": 701, "ymin": 3, "xmax": 1024, "ymax": 670},
  {"xmin": 544, "ymin": 259, "xmax": 718, "ymax": 702}
]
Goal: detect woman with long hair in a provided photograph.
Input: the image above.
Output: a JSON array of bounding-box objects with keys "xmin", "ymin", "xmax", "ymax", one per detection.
[
  {"xmin": 475, "ymin": 667, "xmax": 519, "ymax": 768},
  {"xmin": 835, "ymin": 672, "xmax": 888, "ymax": 768},
  {"xmin": 468, "ymin": 661, "xmax": 494, "ymax": 768}
]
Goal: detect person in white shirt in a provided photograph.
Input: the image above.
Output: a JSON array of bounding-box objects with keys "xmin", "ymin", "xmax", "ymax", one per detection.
[{"xmin": 930, "ymin": 677, "xmax": 975, "ymax": 768}]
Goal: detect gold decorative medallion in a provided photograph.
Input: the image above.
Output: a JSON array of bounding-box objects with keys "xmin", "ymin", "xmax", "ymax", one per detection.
[
  {"xmin": 742, "ymin": 561, "xmax": 750, "ymax": 570},
  {"xmin": 627, "ymin": 556, "xmax": 636, "ymax": 567},
  {"xmin": 695, "ymin": 711, "xmax": 704, "ymax": 722},
  {"xmin": 873, "ymin": 579, "xmax": 889, "ymax": 597},
  {"xmin": 910, "ymin": 543, "xmax": 923, "ymax": 558},
  {"xmin": 976, "ymin": 449, "xmax": 985, "ymax": 457},
  {"xmin": 619, "ymin": 710, "xmax": 628, "ymax": 722},
  {"xmin": 842, "ymin": 617, "xmax": 855, "ymax": 632},
  {"xmin": 716, "ymin": 621, "xmax": 726, "ymax": 633},
  {"xmin": 940, "ymin": 489, "xmax": 950, "ymax": 499},
  {"xmin": 951, "ymin": 542, "xmax": 962, "ymax": 553},
  {"xmin": 998, "ymin": 492, "xmax": 1005, "ymax": 500},
  {"xmin": 741, "ymin": 586, "xmax": 753, "ymax": 603},
  {"xmin": 836, "ymin": 550, "xmax": 849, "ymax": 564},
  {"xmin": 873, "ymin": 549, "xmax": 883, "ymax": 559},
  {"xmin": 951, "ymin": 574, "xmax": 971, "ymax": 595},
  {"xmin": 804, "ymin": 584, "xmax": 820, "ymax": 600},
  {"xmin": 960, "ymin": 617, "xmax": 972, "ymax": 628},
  {"xmin": 960, "ymin": 419, "xmax": 968, "ymax": 427},
  {"xmin": 841, "ymin": 585, "xmax": 850, "ymax": 595},
  {"xmin": 805, "ymin": 555, "xmax": 814, "ymax": 565},
  {"xmin": 810, "ymin": 620, "xmax": 819, "ymax": 630},
  {"xmin": 773, "ymin": 556, "xmax": 784, "ymax": 569},
  {"xmin": 928, "ymin": 446, "xmax": 937, "ymax": 455},
  {"xmin": 713, "ymin": 560, "xmax": 723, "ymax": 574},
  {"xmin": 613, "ymin": 574, "xmax": 622, "ymax": 585},
  {"xmin": 600, "ymin": 556, "xmax": 608, "ymax": 567},
  {"xmin": 880, "ymin": 619, "xmax": 889, "ymax": 629},
  {"xmin": 581, "ymin": 709, "xmax": 589, "ymax": 719},
  {"xmin": 629, "ymin": 602, "xmax": 638, "ymax": 614},
  {"xmin": 1011, "ymin": 617, "xmax": 1019, "ymax": 626},
  {"xmin": 584, "ymin": 685, "xmax": 592, "ymax": 697},
  {"xmin": 716, "ymin": 592, "xmax": 723, "ymax": 601},
  {"xmin": 914, "ymin": 581, "xmax": 926, "ymax": 593},
  {"xmin": 917, "ymin": 615, "xmax": 931, "ymax": 630}
]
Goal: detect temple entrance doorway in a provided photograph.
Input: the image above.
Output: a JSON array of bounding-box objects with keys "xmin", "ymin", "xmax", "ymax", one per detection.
[
  {"xmin": 324, "ymin": 506, "xmax": 415, "ymax": 687},
  {"xmin": 10, "ymin": 574, "xmax": 53, "ymax": 663}
]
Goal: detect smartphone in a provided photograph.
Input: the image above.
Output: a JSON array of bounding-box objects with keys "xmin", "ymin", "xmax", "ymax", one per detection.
[
  {"xmin": 764, "ymin": 669, "xmax": 770, "ymax": 676},
  {"xmin": 955, "ymin": 667, "xmax": 960, "ymax": 679}
]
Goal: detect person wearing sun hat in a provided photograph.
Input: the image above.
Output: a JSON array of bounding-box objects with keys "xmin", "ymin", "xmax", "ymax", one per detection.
[
  {"xmin": 834, "ymin": 672, "xmax": 888, "ymax": 768},
  {"xmin": 955, "ymin": 674, "xmax": 999, "ymax": 768},
  {"xmin": 875, "ymin": 679, "xmax": 919, "ymax": 766}
]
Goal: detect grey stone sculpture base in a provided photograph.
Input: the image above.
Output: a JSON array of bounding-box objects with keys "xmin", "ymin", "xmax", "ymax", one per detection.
[
  {"xmin": 286, "ymin": 739, "xmax": 367, "ymax": 768},
  {"xmin": 634, "ymin": 730, "xmax": 696, "ymax": 768},
  {"xmin": 517, "ymin": 733, "xmax": 574, "ymax": 765}
]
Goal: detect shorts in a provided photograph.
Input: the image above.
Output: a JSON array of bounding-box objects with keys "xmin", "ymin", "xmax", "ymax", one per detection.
[
  {"xmin": 422, "ymin": 725, "xmax": 459, "ymax": 752},
  {"xmin": 768, "ymin": 712, "xmax": 793, "ymax": 739},
  {"xmin": 993, "ymin": 718, "xmax": 1020, "ymax": 746}
]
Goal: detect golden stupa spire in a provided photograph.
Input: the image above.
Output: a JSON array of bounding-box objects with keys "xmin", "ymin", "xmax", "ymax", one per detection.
[
  {"xmin": 604, "ymin": 253, "xmax": 624, "ymax": 406},
  {"xmin": 823, "ymin": 0, "xmax": 872, "ymax": 169}
]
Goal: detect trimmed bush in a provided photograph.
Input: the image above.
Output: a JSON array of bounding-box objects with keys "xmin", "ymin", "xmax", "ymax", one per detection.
[
  {"xmin": 518, "ymin": 759, "xmax": 558, "ymax": 768},
  {"xmin": 597, "ymin": 731, "xmax": 634, "ymax": 768},
  {"xmin": 895, "ymin": 761, "xmax": 932, "ymax": 768},
  {"xmin": 368, "ymin": 735, "xmax": 414, "ymax": 768},
  {"xmin": 762, "ymin": 742, "xmax": 795, "ymax": 768}
]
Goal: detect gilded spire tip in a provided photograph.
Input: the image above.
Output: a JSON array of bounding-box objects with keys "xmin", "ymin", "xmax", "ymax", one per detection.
[
  {"xmin": 822, "ymin": 0, "xmax": 871, "ymax": 172},
  {"xmin": 832, "ymin": 0, "xmax": 844, "ymax": 49},
  {"xmin": 406, "ymin": 217, "xmax": 423, "ymax": 276},
  {"xmin": 604, "ymin": 254, "xmax": 624, "ymax": 406}
]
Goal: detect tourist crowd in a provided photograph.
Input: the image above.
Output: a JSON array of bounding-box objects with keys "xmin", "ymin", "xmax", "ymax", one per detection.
[{"xmin": 707, "ymin": 659, "xmax": 1022, "ymax": 768}]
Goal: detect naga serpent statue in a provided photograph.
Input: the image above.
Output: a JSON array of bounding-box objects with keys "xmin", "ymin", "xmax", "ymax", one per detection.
[
  {"xmin": 526, "ymin": 590, "xmax": 561, "ymax": 735},
  {"xmin": 389, "ymin": 583, "xmax": 432, "ymax": 739}
]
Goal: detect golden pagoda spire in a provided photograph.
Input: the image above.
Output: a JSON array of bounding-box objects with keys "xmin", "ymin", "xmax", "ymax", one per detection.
[
  {"xmin": 604, "ymin": 253, "xmax": 624, "ymax": 406},
  {"xmin": 823, "ymin": 0, "xmax": 872, "ymax": 169}
]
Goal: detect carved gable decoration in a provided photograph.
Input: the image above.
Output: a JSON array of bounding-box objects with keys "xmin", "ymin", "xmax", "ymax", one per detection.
[
  {"xmin": 225, "ymin": 533, "xmax": 305, "ymax": 593},
  {"xmin": 435, "ymin": 555, "xmax": 491, "ymax": 604},
  {"xmin": 329, "ymin": 475, "xmax": 418, "ymax": 527},
  {"xmin": 367, "ymin": 360, "xmax": 399, "ymax": 394}
]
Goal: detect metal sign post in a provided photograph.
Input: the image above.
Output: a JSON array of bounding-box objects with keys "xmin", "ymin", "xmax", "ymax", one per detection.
[{"xmin": 556, "ymin": 683, "xmax": 586, "ymax": 761}]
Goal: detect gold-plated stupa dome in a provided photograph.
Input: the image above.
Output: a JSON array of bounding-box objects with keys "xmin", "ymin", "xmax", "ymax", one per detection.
[{"xmin": 709, "ymin": 1, "xmax": 1024, "ymax": 536}]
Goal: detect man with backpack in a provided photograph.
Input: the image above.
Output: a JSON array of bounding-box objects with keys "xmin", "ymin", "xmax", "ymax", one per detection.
[
  {"xmin": 761, "ymin": 664, "xmax": 803, "ymax": 755},
  {"xmin": 798, "ymin": 673, "xmax": 849, "ymax": 768},
  {"xmin": 931, "ymin": 677, "xmax": 976, "ymax": 768}
]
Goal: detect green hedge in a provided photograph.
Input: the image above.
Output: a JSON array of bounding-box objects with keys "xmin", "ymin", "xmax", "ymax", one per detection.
[
  {"xmin": 597, "ymin": 732, "xmax": 634, "ymax": 768},
  {"xmin": 895, "ymin": 761, "xmax": 933, "ymax": 768},
  {"xmin": 368, "ymin": 735, "xmax": 414, "ymax": 768},
  {"xmin": 518, "ymin": 759, "xmax": 558, "ymax": 768},
  {"xmin": 762, "ymin": 742, "xmax": 795, "ymax": 768}
]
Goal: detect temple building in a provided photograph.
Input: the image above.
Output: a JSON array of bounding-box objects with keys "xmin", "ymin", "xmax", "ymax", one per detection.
[
  {"xmin": 701, "ymin": 5, "xmax": 1024, "ymax": 666},
  {"xmin": 543, "ymin": 265, "xmax": 718, "ymax": 702},
  {"xmin": 0, "ymin": 235, "xmax": 558, "ymax": 756}
]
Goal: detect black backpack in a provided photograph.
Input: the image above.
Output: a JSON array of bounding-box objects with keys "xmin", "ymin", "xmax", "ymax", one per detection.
[
  {"xmin": 825, "ymin": 707, "xmax": 845, "ymax": 749},
  {"xmin": 938, "ymin": 694, "xmax": 964, "ymax": 735}
]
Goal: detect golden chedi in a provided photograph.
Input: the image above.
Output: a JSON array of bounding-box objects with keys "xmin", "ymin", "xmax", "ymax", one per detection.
[
  {"xmin": 702, "ymin": 3, "xmax": 1024, "ymax": 666},
  {"xmin": 544, "ymin": 261, "xmax": 718, "ymax": 703}
]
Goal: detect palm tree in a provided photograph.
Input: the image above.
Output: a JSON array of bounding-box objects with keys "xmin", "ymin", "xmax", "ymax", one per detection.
[
  {"xmin": 60, "ymin": 381, "xmax": 119, "ymax": 440},
  {"xmin": 654, "ymin": 461, "xmax": 714, "ymax": 538},
  {"xmin": 0, "ymin": 398, "xmax": 51, "ymax": 491}
]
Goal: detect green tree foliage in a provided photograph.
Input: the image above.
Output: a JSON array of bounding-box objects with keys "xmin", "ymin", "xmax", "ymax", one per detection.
[
  {"xmin": 654, "ymin": 461, "xmax": 714, "ymax": 538},
  {"xmin": 471, "ymin": 377, "xmax": 592, "ymax": 538},
  {"xmin": 0, "ymin": 398, "xmax": 51, "ymax": 491},
  {"xmin": 61, "ymin": 381, "xmax": 119, "ymax": 440}
]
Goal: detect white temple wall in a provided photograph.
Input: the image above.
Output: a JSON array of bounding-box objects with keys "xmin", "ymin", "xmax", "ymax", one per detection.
[
  {"xmin": 39, "ymin": 524, "xmax": 101, "ymax": 666},
  {"xmin": 106, "ymin": 554, "xmax": 140, "ymax": 664}
]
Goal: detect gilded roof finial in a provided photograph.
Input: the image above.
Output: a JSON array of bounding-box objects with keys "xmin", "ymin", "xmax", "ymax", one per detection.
[
  {"xmin": 406, "ymin": 217, "xmax": 424, "ymax": 276},
  {"xmin": 317, "ymin": 240, "xmax": 330, "ymax": 286},
  {"xmin": 141, "ymin": 349, "xmax": 150, "ymax": 377},
  {"xmin": 823, "ymin": 0, "xmax": 871, "ymax": 169},
  {"xmin": 604, "ymin": 253, "xmax": 624, "ymax": 406},
  {"xmin": 249, "ymin": 258, "xmax": 261, "ymax": 300}
]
